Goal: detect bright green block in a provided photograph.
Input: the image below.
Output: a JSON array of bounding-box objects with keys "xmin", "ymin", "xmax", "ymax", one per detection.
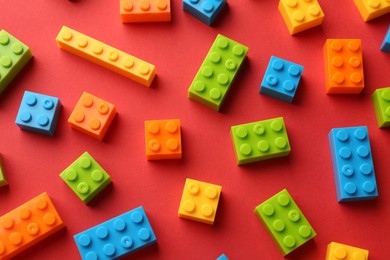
[
  {"xmin": 0, "ymin": 155, "xmax": 8, "ymax": 187},
  {"xmin": 372, "ymin": 87, "xmax": 390, "ymax": 128},
  {"xmin": 59, "ymin": 152, "xmax": 111, "ymax": 204},
  {"xmin": 230, "ymin": 117, "xmax": 291, "ymax": 165},
  {"xmin": 0, "ymin": 30, "xmax": 32, "ymax": 94},
  {"xmin": 254, "ymin": 189, "xmax": 316, "ymax": 256},
  {"xmin": 188, "ymin": 34, "xmax": 248, "ymax": 111}
]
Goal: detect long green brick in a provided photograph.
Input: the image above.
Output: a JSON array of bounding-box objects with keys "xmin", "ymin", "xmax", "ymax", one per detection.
[
  {"xmin": 372, "ymin": 87, "xmax": 390, "ymax": 128},
  {"xmin": 59, "ymin": 152, "xmax": 111, "ymax": 204},
  {"xmin": 0, "ymin": 30, "xmax": 32, "ymax": 94},
  {"xmin": 230, "ymin": 117, "xmax": 291, "ymax": 165},
  {"xmin": 188, "ymin": 34, "xmax": 248, "ymax": 111},
  {"xmin": 0, "ymin": 154, "xmax": 8, "ymax": 187},
  {"xmin": 254, "ymin": 189, "xmax": 316, "ymax": 256}
]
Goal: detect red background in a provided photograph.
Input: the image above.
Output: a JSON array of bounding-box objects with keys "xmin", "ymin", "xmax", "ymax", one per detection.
[{"xmin": 0, "ymin": 0, "xmax": 389, "ymax": 259}]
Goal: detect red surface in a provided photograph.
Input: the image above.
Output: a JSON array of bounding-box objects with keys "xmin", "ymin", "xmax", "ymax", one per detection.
[{"xmin": 0, "ymin": 1, "xmax": 389, "ymax": 259}]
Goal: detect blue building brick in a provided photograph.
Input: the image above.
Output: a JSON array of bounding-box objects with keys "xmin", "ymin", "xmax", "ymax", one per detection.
[
  {"xmin": 380, "ymin": 26, "xmax": 390, "ymax": 53},
  {"xmin": 217, "ymin": 253, "xmax": 229, "ymax": 260},
  {"xmin": 15, "ymin": 91, "xmax": 62, "ymax": 136},
  {"xmin": 260, "ymin": 56, "xmax": 303, "ymax": 103},
  {"xmin": 328, "ymin": 126, "xmax": 378, "ymax": 202},
  {"xmin": 74, "ymin": 206, "xmax": 157, "ymax": 259},
  {"xmin": 183, "ymin": 0, "xmax": 227, "ymax": 26}
]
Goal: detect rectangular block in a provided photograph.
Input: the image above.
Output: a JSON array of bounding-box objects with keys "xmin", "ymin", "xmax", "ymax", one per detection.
[
  {"xmin": 217, "ymin": 253, "xmax": 229, "ymax": 260},
  {"xmin": 260, "ymin": 56, "xmax": 304, "ymax": 103},
  {"xmin": 0, "ymin": 154, "xmax": 7, "ymax": 187},
  {"xmin": 353, "ymin": 0, "xmax": 390, "ymax": 21},
  {"xmin": 323, "ymin": 39, "xmax": 364, "ymax": 94},
  {"xmin": 326, "ymin": 242, "xmax": 369, "ymax": 260},
  {"xmin": 120, "ymin": 0, "xmax": 171, "ymax": 23},
  {"xmin": 278, "ymin": 0, "xmax": 324, "ymax": 35},
  {"xmin": 372, "ymin": 87, "xmax": 390, "ymax": 127},
  {"xmin": 59, "ymin": 152, "xmax": 112, "ymax": 204},
  {"xmin": 0, "ymin": 30, "xmax": 32, "ymax": 94},
  {"xmin": 254, "ymin": 189, "xmax": 316, "ymax": 256},
  {"xmin": 328, "ymin": 126, "xmax": 378, "ymax": 202},
  {"xmin": 231, "ymin": 117, "xmax": 291, "ymax": 165},
  {"xmin": 188, "ymin": 34, "xmax": 248, "ymax": 111},
  {"xmin": 183, "ymin": 0, "xmax": 227, "ymax": 25},
  {"xmin": 381, "ymin": 26, "xmax": 390, "ymax": 53},
  {"xmin": 178, "ymin": 178, "xmax": 222, "ymax": 225},
  {"xmin": 74, "ymin": 206, "xmax": 156, "ymax": 259},
  {"xmin": 56, "ymin": 25, "xmax": 156, "ymax": 87},
  {"xmin": 0, "ymin": 192, "xmax": 65, "ymax": 259},
  {"xmin": 68, "ymin": 91, "xmax": 117, "ymax": 141}
]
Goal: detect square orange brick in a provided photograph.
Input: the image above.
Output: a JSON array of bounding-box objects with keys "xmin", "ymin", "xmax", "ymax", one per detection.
[
  {"xmin": 326, "ymin": 242, "xmax": 368, "ymax": 260},
  {"xmin": 120, "ymin": 0, "xmax": 171, "ymax": 23},
  {"xmin": 145, "ymin": 119, "xmax": 182, "ymax": 160},
  {"xmin": 68, "ymin": 92, "xmax": 117, "ymax": 141}
]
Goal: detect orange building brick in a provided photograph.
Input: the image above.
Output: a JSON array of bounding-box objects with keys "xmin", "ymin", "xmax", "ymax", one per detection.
[
  {"xmin": 120, "ymin": 0, "xmax": 171, "ymax": 23},
  {"xmin": 145, "ymin": 119, "xmax": 182, "ymax": 160},
  {"xmin": 353, "ymin": 0, "xmax": 390, "ymax": 21},
  {"xmin": 323, "ymin": 39, "xmax": 365, "ymax": 94},
  {"xmin": 326, "ymin": 242, "xmax": 368, "ymax": 260},
  {"xmin": 68, "ymin": 92, "xmax": 117, "ymax": 141},
  {"xmin": 0, "ymin": 193, "xmax": 65, "ymax": 259}
]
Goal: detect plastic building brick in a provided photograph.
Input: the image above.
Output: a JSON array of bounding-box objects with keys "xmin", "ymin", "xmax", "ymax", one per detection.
[
  {"xmin": 120, "ymin": 0, "xmax": 171, "ymax": 23},
  {"xmin": 381, "ymin": 26, "xmax": 390, "ymax": 53},
  {"xmin": 0, "ymin": 154, "xmax": 7, "ymax": 187},
  {"xmin": 145, "ymin": 119, "xmax": 182, "ymax": 160},
  {"xmin": 183, "ymin": 0, "xmax": 227, "ymax": 26},
  {"xmin": 56, "ymin": 25, "xmax": 156, "ymax": 87},
  {"xmin": 74, "ymin": 206, "xmax": 156, "ymax": 259},
  {"xmin": 217, "ymin": 254, "xmax": 229, "ymax": 260},
  {"xmin": 59, "ymin": 151, "xmax": 112, "ymax": 204},
  {"xmin": 15, "ymin": 91, "xmax": 62, "ymax": 136},
  {"xmin": 0, "ymin": 192, "xmax": 65, "ymax": 259},
  {"xmin": 328, "ymin": 126, "xmax": 378, "ymax": 202},
  {"xmin": 353, "ymin": 0, "xmax": 390, "ymax": 21},
  {"xmin": 323, "ymin": 39, "xmax": 365, "ymax": 94},
  {"xmin": 68, "ymin": 91, "xmax": 117, "ymax": 141},
  {"xmin": 372, "ymin": 87, "xmax": 390, "ymax": 127},
  {"xmin": 0, "ymin": 30, "xmax": 32, "ymax": 94},
  {"xmin": 326, "ymin": 242, "xmax": 369, "ymax": 260},
  {"xmin": 188, "ymin": 34, "xmax": 248, "ymax": 111},
  {"xmin": 278, "ymin": 0, "xmax": 324, "ymax": 35},
  {"xmin": 231, "ymin": 117, "xmax": 291, "ymax": 165},
  {"xmin": 260, "ymin": 56, "xmax": 304, "ymax": 103},
  {"xmin": 178, "ymin": 178, "xmax": 222, "ymax": 225},
  {"xmin": 254, "ymin": 189, "xmax": 316, "ymax": 256}
]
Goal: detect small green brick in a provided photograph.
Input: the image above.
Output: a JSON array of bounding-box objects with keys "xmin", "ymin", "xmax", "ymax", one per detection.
[
  {"xmin": 254, "ymin": 189, "xmax": 316, "ymax": 256},
  {"xmin": 188, "ymin": 34, "xmax": 248, "ymax": 111},
  {"xmin": 0, "ymin": 30, "xmax": 32, "ymax": 94},
  {"xmin": 0, "ymin": 155, "xmax": 8, "ymax": 187},
  {"xmin": 59, "ymin": 152, "xmax": 111, "ymax": 204},
  {"xmin": 372, "ymin": 87, "xmax": 390, "ymax": 128},
  {"xmin": 230, "ymin": 117, "xmax": 291, "ymax": 165}
]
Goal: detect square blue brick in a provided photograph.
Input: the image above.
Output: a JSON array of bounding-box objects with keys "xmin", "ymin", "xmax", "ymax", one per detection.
[
  {"xmin": 217, "ymin": 254, "xmax": 229, "ymax": 260},
  {"xmin": 183, "ymin": 0, "xmax": 227, "ymax": 26},
  {"xmin": 380, "ymin": 26, "xmax": 390, "ymax": 53},
  {"xmin": 328, "ymin": 126, "xmax": 378, "ymax": 202},
  {"xmin": 15, "ymin": 91, "xmax": 62, "ymax": 136},
  {"xmin": 74, "ymin": 206, "xmax": 157, "ymax": 259},
  {"xmin": 260, "ymin": 56, "xmax": 303, "ymax": 103}
]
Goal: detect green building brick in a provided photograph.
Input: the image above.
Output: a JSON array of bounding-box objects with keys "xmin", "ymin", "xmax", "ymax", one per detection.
[
  {"xmin": 254, "ymin": 189, "xmax": 316, "ymax": 256},
  {"xmin": 188, "ymin": 34, "xmax": 248, "ymax": 111},
  {"xmin": 0, "ymin": 30, "xmax": 32, "ymax": 94},
  {"xmin": 59, "ymin": 152, "xmax": 111, "ymax": 204},
  {"xmin": 230, "ymin": 117, "xmax": 291, "ymax": 165},
  {"xmin": 372, "ymin": 87, "xmax": 390, "ymax": 128},
  {"xmin": 0, "ymin": 155, "xmax": 8, "ymax": 187}
]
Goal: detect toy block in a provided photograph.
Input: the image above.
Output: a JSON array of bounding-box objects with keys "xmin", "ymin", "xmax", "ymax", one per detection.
[
  {"xmin": 353, "ymin": 0, "xmax": 390, "ymax": 21},
  {"xmin": 59, "ymin": 152, "xmax": 112, "ymax": 204},
  {"xmin": 381, "ymin": 26, "xmax": 390, "ymax": 53},
  {"xmin": 68, "ymin": 91, "xmax": 117, "ymax": 141},
  {"xmin": 372, "ymin": 87, "xmax": 390, "ymax": 127},
  {"xmin": 178, "ymin": 178, "xmax": 222, "ymax": 225},
  {"xmin": 0, "ymin": 155, "xmax": 7, "ymax": 187},
  {"xmin": 254, "ymin": 189, "xmax": 316, "ymax": 256},
  {"xmin": 183, "ymin": 0, "xmax": 227, "ymax": 26},
  {"xmin": 0, "ymin": 30, "xmax": 32, "ymax": 94},
  {"xmin": 278, "ymin": 0, "xmax": 324, "ymax": 35},
  {"xmin": 0, "ymin": 192, "xmax": 65, "ymax": 259},
  {"xmin": 260, "ymin": 56, "xmax": 304, "ymax": 103},
  {"xmin": 231, "ymin": 117, "xmax": 291, "ymax": 165},
  {"xmin": 217, "ymin": 254, "xmax": 229, "ymax": 260},
  {"xmin": 326, "ymin": 242, "xmax": 369, "ymax": 260},
  {"xmin": 328, "ymin": 126, "xmax": 378, "ymax": 202},
  {"xmin": 56, "ymin": 25, "xmax": 156, "ymax": 87},
  {"xmin": 145, "ymin": 119, "xmax": 182, "ymax": 160},
  {"xmin": 15, "ymin": 91, "xmax": 62, "ymax": 136},
  {"xmin": 74, "ymin": 206, "xmax": 156, "ymax": 259},
  {"xmin": 188, "ymin": 34, "xmax": 248, "ymax": 111},
  {"xmin": 323, "ymin": 39, "xmax": 365, "ymax": 94},
  {"xmin": 120, "ymin": 0, "xmax": 171, "ymax": 23}
]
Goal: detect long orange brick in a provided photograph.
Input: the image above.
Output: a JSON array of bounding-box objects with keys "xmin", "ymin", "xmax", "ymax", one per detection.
[{"xmin": 120, "ymin": 0, "xmax": 171, "ymax": 23}]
